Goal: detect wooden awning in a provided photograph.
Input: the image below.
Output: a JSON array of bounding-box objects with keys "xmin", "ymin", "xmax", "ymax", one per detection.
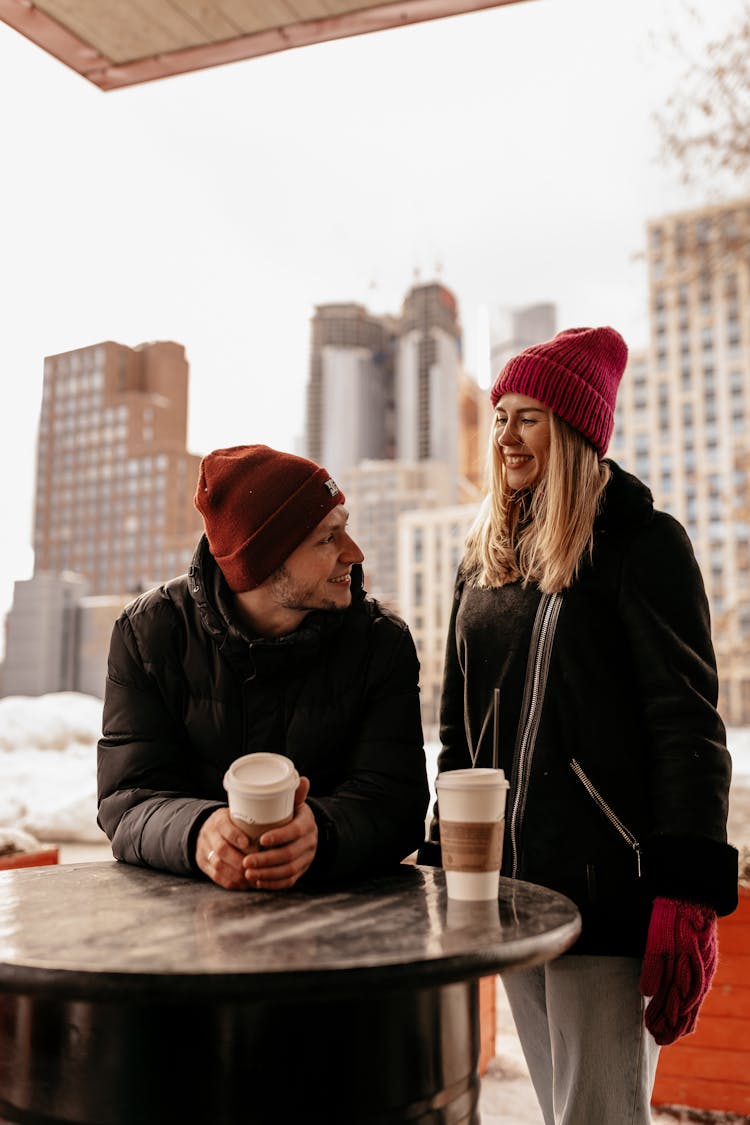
[{"xmin": 0, "ymin": 0, "xmax": 528, "ymax": 90}]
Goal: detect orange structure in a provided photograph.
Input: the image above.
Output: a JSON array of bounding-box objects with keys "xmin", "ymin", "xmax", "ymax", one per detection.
[
  {"xmin": 0, "ymin": 847, "xmax": 59, "ymax": 870},
  {"xmin": 478, "ymin": 976, "xmax": 497, "ymax": 1076}
]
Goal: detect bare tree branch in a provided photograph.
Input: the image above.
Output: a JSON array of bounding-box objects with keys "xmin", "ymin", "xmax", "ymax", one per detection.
[{"xmin": 656, "ymin": 1, "xmax": 750, "ymax": 189}]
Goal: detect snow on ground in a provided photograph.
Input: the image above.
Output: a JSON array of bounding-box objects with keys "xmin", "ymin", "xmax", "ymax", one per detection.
[
  {"xmin": 0, "ymin": 693, "xmax": 106, "ymax": 843},
  {"xmin": 0, "ymin": 693, "xmax": 748, "ymax": 846}
]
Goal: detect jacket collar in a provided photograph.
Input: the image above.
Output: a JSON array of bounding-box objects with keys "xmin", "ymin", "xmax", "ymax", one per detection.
[
  {"xmin": 188, "ymin": 535, "xmax": 365, "ymax": 665},
  {"xmin": 596, "ymin": 459, "xmax": 654, "ymax": 535}
]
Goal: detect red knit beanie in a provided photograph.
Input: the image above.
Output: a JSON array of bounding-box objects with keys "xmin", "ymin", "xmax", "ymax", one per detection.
[
  {"xmin": 194, "ymin": 445, "xmax": 344, "ymax": 592},
  {"xmin": 489, "ymin": 326, "xmax": 628, "ymax": 457}
]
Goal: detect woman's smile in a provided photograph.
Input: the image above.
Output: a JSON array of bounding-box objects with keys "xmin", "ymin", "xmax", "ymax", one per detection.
[{"xmin": 494, "ymin": 393, "xmax": 551, "ymax": 488}]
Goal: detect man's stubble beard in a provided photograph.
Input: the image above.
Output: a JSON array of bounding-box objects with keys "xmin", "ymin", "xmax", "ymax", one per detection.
[{"xmin": 268, "ymin": 564, "xmax": 344, "ymax": 615}]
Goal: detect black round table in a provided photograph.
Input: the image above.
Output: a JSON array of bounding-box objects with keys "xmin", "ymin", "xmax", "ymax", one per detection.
[{"xmin": 0, "ymin": 862, "xmax": 580, "ymax": 1125}]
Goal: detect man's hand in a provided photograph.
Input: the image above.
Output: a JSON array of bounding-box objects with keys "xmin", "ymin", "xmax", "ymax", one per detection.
[
  {"xmin": 196, "ymin": 808, "xmax": 254, "ymax": 891},
  {"xmin": 196, "ymin": 810, "xmax": 255, "ymax": 886},
  {"xmin": 242, "ymin": 776, "xmax": 318, "ymax": 890},
  {"xmin": 196, "ymin": 778, "xmax": 319, "ymax": 891}
]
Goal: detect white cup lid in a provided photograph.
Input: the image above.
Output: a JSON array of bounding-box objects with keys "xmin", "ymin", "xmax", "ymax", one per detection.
[
  {"xmin": 224, "ymin": 752, "xmax": 298, "ymax": 794},
  {"xmin": 436, "ymin": 767, "xmax": 509, "ymax": 790}
]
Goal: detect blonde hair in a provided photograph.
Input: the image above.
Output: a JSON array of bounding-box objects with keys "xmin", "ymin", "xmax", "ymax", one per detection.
[{"xmin": 462, "ymin": 413, "xmax": 611, "ymax": 593}]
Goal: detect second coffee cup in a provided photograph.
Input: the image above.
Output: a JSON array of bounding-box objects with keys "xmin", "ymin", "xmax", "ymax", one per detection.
[
  {"xmin": 223, "ymin": 752, "xmax": 299, "ymax": 850},
  {"xmin": 436, "ymin": 767, "xmax": 510, "ymax": 901}
]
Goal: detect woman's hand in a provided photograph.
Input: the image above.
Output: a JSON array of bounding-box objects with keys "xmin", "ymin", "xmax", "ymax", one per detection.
[{"xmin": 640, "ymin": 897, "xmax": 718, "ymax": 1045}]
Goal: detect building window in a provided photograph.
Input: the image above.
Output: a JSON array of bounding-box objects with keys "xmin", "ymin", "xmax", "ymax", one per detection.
[{"xmin": 705, "ymin": 392, "xmax": 717, "ymax": 425}]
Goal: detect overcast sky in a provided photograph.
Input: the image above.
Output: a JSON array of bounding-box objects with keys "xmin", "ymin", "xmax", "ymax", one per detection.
[{"xmin": 0, "ymin": 0, "xmax": 740, "ymax": 642}]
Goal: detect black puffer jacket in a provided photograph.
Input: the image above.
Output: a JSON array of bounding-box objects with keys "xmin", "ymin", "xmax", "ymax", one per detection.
[
  {"xmin": 98, "ymin": 538, "xmax": 428, "ymax": 885},
  {"xmin": 426, "ymin": 461, "xmax": 737, "ymax": 954}
]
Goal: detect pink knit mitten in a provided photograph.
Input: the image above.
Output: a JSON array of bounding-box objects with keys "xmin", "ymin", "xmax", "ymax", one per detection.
[{"xmin": 640, "ymin": 897, "xmax": 718, "ymax": 1046}]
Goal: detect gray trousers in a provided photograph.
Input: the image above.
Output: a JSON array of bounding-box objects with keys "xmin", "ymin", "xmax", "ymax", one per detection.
[{"xmin": 501, "ymin": 955, "xmax": 661, "ymax": 1125}]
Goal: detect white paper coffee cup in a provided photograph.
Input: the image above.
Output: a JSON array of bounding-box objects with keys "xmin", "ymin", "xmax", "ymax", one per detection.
[
  {"xmin": 223, "ymin": 753, "xmax": 299, "ymax": 849},
  {"xmin": 436, "ymin": 767, "xmax": 510, "ymax": 901}
]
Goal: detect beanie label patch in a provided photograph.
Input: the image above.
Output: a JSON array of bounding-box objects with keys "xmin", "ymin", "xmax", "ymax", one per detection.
[{"xmin": 324, "ymin": 478, "xmax": 340, "ymax": 497}]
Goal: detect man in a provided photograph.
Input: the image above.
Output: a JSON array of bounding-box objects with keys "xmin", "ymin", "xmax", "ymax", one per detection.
[{"xmin": 98, "ymin": 445, "xmax": 428, "ymax": 891}]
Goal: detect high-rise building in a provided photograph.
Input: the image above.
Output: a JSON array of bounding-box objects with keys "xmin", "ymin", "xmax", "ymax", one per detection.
[
  {"xmin": 305, "ymin": 304, "xmax": 395, "ymax": 477},
  {"xmin": 339, "ymin": 460, "xmax": 455, "ymax": 610},
  {"xmin": 610, "ymin": 198, "xmax": 750, "ymax": 724},
  {"xmin": 76, "ymin": 593, "xmax": 133, "ymax": 697},
  {"xmin": 2, "ymin": 573, "xmax": 88, "ymax": 697},
  {"xmin": 457, "ymin": 369, "xmax": 492, "ymax": 502},
  {"xmin": 398, "ymin": 503, "xmax": 479, "ymax": 736},
  {"xmin": 396, "ymin": 282, "xmax": 461, "ymax": 491},
  {"xmin": 2, "ymin": 576, "xmax": 129, "ymax": 699},
  {"xmin": 489, "ymin": 302, "xmax": 557, "ymax": 378},
  {"xmin": 305, "ymin": 283, "xmax": 464, "ymax": 491},
  {"xmin": 34, "ymin": 340, "xmax": 203, "ymax": 596},
  {"xmin": 303, "ymin": 280, "xmax": 487, "ymax": 734}
]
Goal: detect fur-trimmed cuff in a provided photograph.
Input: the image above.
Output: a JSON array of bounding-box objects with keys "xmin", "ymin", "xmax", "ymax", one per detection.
[{"xmin": 641, "ymin": 834, "xmax": 738, "ymax": 916}]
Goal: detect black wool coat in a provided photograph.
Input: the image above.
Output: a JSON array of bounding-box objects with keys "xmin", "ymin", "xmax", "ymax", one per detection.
[
  {"xmin": 426, "ymin": 461, "xmax": 738, "ymax": 955},
  {"xmin": 98, "ymin": 539, "xmax": 429, "ymax": 885}
]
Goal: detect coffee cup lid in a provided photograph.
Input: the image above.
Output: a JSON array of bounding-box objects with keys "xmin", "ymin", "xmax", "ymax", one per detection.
[
  {"xmin": 224, "ymin": 752, "xmax": 298, "ymax": 794},
  {"xmin": 436, "ymin": 767, "xmax": 509, "ymax": 790}
]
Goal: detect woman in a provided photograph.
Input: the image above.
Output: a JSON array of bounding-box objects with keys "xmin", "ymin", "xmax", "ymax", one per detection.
[{"xmin": 426, "ymin": 327, "xmax": 738, "ymax": 1125}]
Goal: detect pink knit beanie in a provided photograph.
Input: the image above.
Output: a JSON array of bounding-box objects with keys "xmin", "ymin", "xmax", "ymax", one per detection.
[
  {"xmin": 195, "ymin": 445, "xmax": 344, "ymax": 592},
  {"xmin": 490, "ymin": 326, "xmax": 628, "ymax": 457}
]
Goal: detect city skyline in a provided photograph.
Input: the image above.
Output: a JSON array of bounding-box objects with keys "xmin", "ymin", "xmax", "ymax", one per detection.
[{"xmin": 0, "ymin": 0, "xmax": 743, "ymax": 643}]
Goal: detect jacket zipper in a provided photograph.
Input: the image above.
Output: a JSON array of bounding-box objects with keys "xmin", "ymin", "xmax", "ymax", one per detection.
[
  {"xmin": 569, "ymin": 758, "xmax": 642, "ymax": 877},
  {"xmin": 509, "ymin": 592, "xmax": 563, "ymax": 878}
]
